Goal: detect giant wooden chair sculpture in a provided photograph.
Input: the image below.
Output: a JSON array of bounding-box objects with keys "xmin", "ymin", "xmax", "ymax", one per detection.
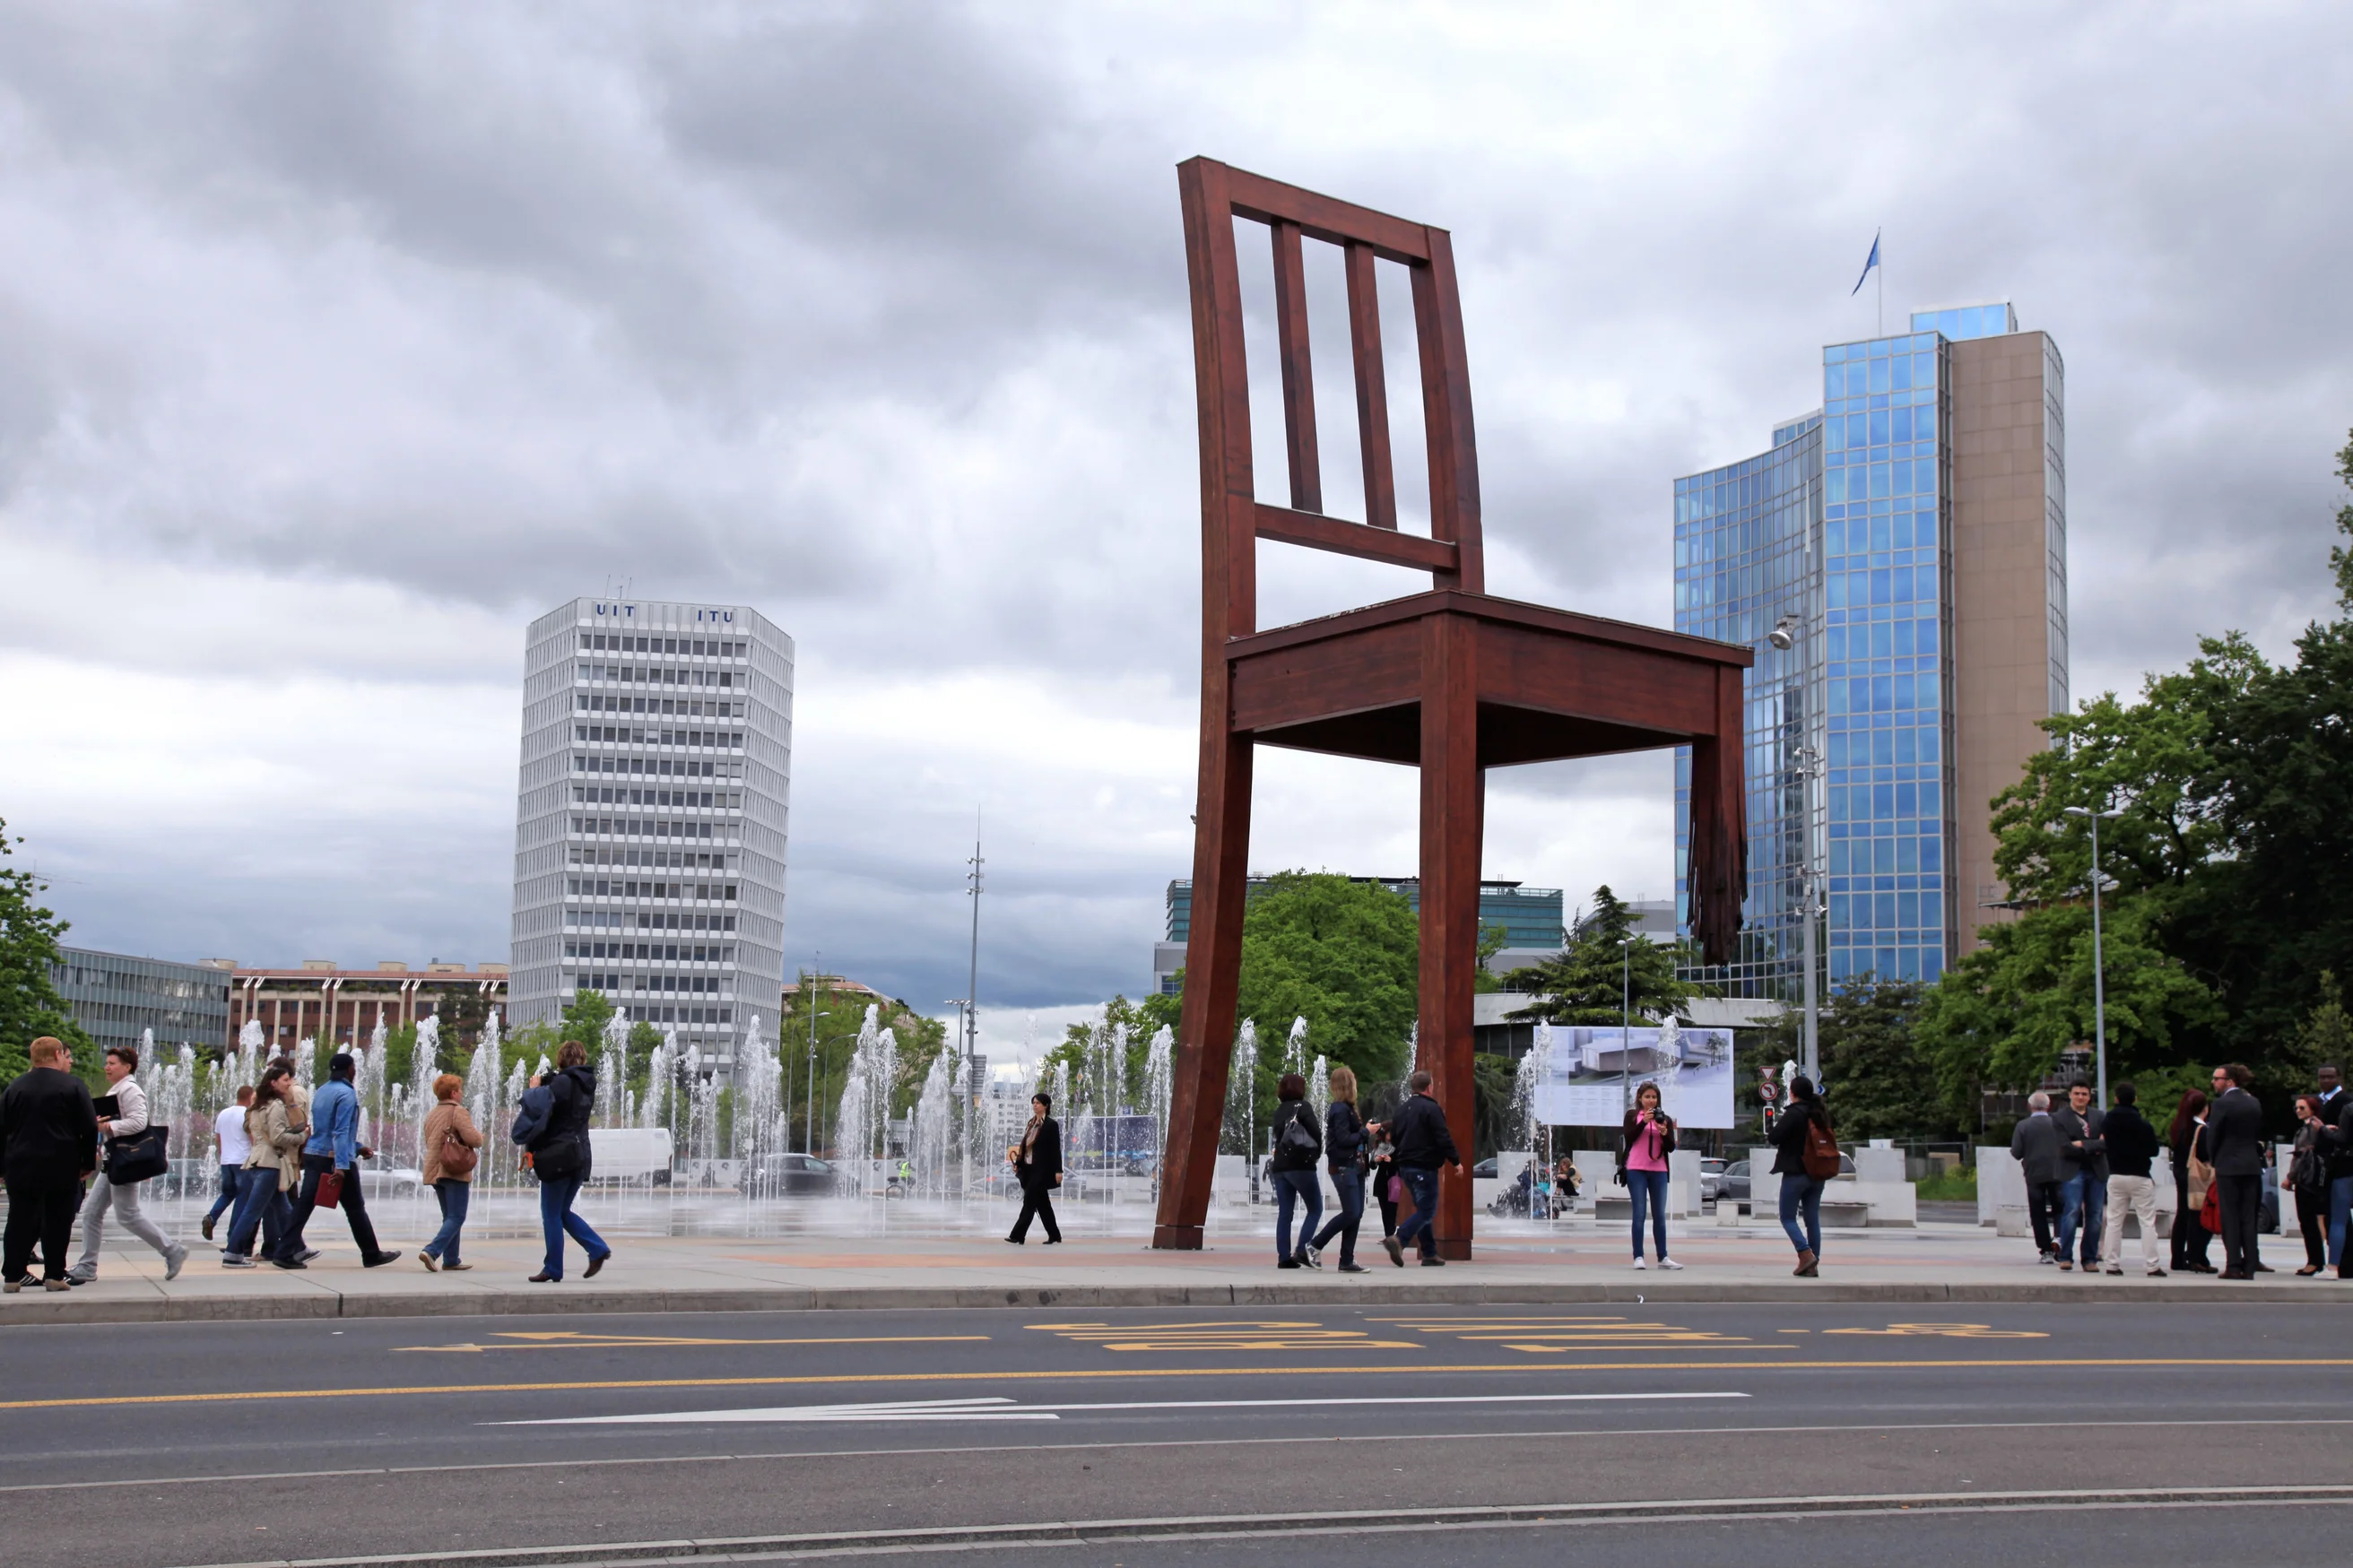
[{"xmin": 1151, "ymin": 160, "xmax": 1753, "ymax": 1257}]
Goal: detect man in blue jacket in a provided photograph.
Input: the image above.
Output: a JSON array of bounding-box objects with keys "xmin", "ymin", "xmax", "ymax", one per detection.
[{"xmin": 273, "ymin": 1054, "xmax": 400, "ymax": 1270}]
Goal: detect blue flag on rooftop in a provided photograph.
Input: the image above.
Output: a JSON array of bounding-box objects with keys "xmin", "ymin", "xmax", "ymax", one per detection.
[{"xmin": 1851, "ymin": 230, "xmax": 1881, "ymax": 296}]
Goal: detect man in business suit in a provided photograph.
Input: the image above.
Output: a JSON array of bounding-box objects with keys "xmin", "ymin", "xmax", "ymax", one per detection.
[
  {"xmin": 2317, "ymin": 1064, "xmax": 2353, "ymax": 1272},
  {"xmin": 2206, "ymin": 1062, "xmax": 2267, "ymax": 1280},
  {"xmin": 1, "ymin": 1038, "xmax": 98, "ymax": 1290},
  {"xmin": 2010, "ymin": 1092, "xmax": 2063, "ymax": 1263},
  {"xmin": 1006, "ymin": 1092, "xmax": 1063, "ymax": 1245},
  {"xmin": 2051, "ymin": 1079, "xmax": 2107, "ymax": 1272}
]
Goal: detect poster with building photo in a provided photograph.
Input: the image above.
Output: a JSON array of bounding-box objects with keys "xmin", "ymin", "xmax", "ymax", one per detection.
[{"xmin": 1530, "ymin": 1021, "xmax": 1735, "ymax": 1129}]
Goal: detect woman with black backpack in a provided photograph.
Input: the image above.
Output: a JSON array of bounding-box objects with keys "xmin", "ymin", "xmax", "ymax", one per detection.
[
  {"xmin": 1268, "ymin": 1071, "xmax": 1324, "ymax": 1269},
  {"xmin": 524, "ymin": 1041, "xmax": 611, "ymax": 1283},
  {"xmin": 1770, "ymin": 1075, "xmax": 1837, "ymax": 1277}
]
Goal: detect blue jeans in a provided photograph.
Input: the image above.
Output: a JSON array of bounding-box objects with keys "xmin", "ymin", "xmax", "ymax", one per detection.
[
  {"xmin": 2059, "ymin": 1172, "xmax": 2106, "ymax": 1266},
  {"xmin": 1779, "ymin": 1173, "xmax": 1825, "ymax": 1256},
  {"xmin": 1626, "ymin": 1167, "xmax": 1671, "ymax": 1260},
  {"xmin": 1272, "ymin": 1168, "xmax": 1323, "ymax": 1261},
  {"xmin": 2328, "ymin": 1174, "xmax": 2352, "ymax": 1269},
  {"xmin": 538, "ymin": 1174, "xmax": 609, "ymax": 1278},
  {"xmin": 1312, "ymin": 1166, "xmax": 1365, "ymax": 1266},
  {"xmin": 424, "ymin": 1178, "xmax": 471, "ymax": 1266},
  {"xmin": 204, "ymin": 1165, "xmax": 239, "ymax": 1225},
  {"xmin": 223, "ymin": 1167, "xmax": 290, "ymax": 1260},
  {"xmin": 1394, "ymin": 1166, "xmax": 1442, "ymax": 1258}
]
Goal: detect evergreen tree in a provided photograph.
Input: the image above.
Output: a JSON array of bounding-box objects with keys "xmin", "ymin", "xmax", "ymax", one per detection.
[
  {"xmin": 1502, "ymin": 885, "xmax": 1698, "ymax": 1027},
  {"xmin": 0, "ymin": 815, "xmax": 90, "ymax": 1083}
]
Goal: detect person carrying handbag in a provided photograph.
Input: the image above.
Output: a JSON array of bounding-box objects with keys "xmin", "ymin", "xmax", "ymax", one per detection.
[
  {"xmin": 525, "ymin": 1042, "xmax": 610, "ymax": 1282},
  {"xmin": 65, "ymin": 1045, "xmax": 186, "ymax": 1285},
  {"xmin": 1268, "ymin": 1072, "xmax": 1324, "ymax": 1269},
  {"xmin": 273, "ymin": 1053, "xmax": 400, "ymax": 1271},
  {"xmin": 419, "ymin": 1073, "xmax": 485, "ymax": 1274}
]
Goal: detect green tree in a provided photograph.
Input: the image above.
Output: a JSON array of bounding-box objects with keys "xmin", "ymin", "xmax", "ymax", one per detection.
[
  {"xmin": 777, "ymin": 975, "xmax": 945, "ymax": 1154},
  {"xmin": 1762, "ymin": 976, "xmax": 1951, "ymax": 1141},
  {"xmin": 1473, "ymin": 923, "xmax": 1509, "ymax": 994},
  {"xmin": 1502, "ymin": 885, "xmax": 1699, "ymax": 1027},
  {"xmin": 0, "ymin": 816, "xmax": 90, "ymax": 1084},
  {"xmin": 1232, "ymin": 871, "xmax": 1420, "ymax": 1097}
]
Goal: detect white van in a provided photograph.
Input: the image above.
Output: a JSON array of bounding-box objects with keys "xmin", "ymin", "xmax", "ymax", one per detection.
[{"xmin": 586, "ymin": 1127, "xmax": 674, "ymax": 1183}]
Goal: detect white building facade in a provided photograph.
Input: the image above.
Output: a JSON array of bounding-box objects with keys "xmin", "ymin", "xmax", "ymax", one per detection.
[{"xmin": 509, "ymin": 596, "xmax": 793, "ymax": 1075}]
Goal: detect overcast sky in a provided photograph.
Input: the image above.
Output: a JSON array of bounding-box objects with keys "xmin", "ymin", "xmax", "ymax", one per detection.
[{"xmin": 3, "ymin": 3, "xmax": 2348, "ymax": 1064}]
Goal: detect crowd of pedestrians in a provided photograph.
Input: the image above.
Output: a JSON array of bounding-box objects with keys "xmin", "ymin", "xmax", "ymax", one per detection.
[
  {"xmin": 0, "ymin": 1035, "xmax": 618, "ymax": 1289},
  {"xmin": 2010, "ymin": 1063, "xmax": 2353, "ymax": 1281}
]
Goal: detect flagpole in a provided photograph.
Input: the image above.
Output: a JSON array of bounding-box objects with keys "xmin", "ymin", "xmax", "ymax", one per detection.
[{"xmin": 1877, "ymin": 232, "xmax": 1884, "ymax": 336}]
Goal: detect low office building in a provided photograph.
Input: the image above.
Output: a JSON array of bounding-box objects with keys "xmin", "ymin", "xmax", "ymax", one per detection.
[
  {"xmin": 226, "ymin": 961, "xmax": 509, "ymax": 1052},
  {"xmin": 48, "ymin": 948, "xmax": 233, "ymax": 1056}
]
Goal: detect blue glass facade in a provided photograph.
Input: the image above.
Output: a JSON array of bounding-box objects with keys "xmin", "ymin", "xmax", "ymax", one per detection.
[{"xmin": 1676, "ymin": 324, "xmax": 1977, "ymax": 996}]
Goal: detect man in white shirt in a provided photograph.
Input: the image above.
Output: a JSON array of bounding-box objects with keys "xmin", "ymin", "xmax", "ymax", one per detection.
[
  {"xmin": 65, "ymin": 1046, "xmax": 187, "ymax": 1284},
  {"xmin": 200, "ymin": 1086, "xmax": 255, "ymax": 1243}
]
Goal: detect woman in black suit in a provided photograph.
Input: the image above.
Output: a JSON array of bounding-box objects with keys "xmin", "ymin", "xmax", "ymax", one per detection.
[
  {"xmin": 2167, "ymin": 1089, "xmax": 2214, "ymax": 1274},
  {"xmin": 1006, "ymin": 1093, "xmax": 1063, "ymax": 1244}
]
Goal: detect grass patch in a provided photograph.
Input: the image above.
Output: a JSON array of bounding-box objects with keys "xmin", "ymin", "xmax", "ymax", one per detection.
[{"xmin": 1915, "ymin": 1166, "xmax": 1978, "ymax": 1202}]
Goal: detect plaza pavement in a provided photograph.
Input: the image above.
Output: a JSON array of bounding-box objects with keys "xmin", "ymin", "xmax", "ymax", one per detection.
[{"xmin": 5, "ymin": 1191, "xmax": 2344, "ymax": 1322}]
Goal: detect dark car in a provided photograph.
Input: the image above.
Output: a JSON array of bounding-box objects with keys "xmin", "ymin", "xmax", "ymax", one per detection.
[
  {"xmin": 1472, "ymin": 1157, "xmax": 1499, "ymax": 1179},
  {"xmin": 749, "ymin": 1152, "xmax": 838, "ymax": 1196}
]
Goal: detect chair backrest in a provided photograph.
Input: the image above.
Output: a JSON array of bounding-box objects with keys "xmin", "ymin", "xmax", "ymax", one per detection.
[{"xmin": 1178, "ymin": 157, "xmax": 1484, "ymax": 644}]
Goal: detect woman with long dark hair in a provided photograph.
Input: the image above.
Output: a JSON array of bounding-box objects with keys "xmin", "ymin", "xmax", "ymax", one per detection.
[
  {"xmin": 2168, "ymin": 1088, "xmax": 2215, "ymax": 1274},
  {"xmin": 1267, "ymin": 1071, "xmax": 1323, "ymax": 1268},
  {"xmin": 1619, "ymin": 1081, "xmax": 1681, "ymax": 1270},
  {"xmin": 221, "ymin": 1063, "xmax": 303, "ymax": 1268},
  {"xmin": 1769, "ymin": 1076, "xmax": 1833, "ymax": 1277},
  {"xmin": 2290, "ymin": 1095, "xmax": 2332, "ymax": 1275}
]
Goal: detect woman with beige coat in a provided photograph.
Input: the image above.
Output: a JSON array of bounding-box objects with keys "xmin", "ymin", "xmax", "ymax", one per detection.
[
  {"xmin": 221, "ymin": 1062, "xmax": 306, "ymax": 1268},
  {"xmin": 419, "ymin": 1073, "xmax": 484, "ymax": 1272}
]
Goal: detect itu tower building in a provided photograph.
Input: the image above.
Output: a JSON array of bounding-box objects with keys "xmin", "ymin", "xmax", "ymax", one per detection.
[
  {"xmin": 1673, "ymin": 303, "xmax": 2066, "ymax": 995},
  {"xmin": 508, "ymin": 597, "xmax": 794, "ymax": 1077}
]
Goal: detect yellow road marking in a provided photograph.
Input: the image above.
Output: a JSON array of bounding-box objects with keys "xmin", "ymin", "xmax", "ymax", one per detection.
[
  {"xmin": 1376, "ymin": 1316, "xmax": 1763, "ymax": 1354},
  {"xmin": 7, "ymin": 1359, "xmax": 2353, "ymax": 1413},
  {"xmin": 1821, "ymin": 1323, "xmax": 2049, "ymax": 1339},
  {"xmin": 1025, "ymin": 1321, "xmax": 1419, "ymax": 1352},
  {"xmin": 396, "ymin": 1333, "xmax": 990, "ymax": 1355}
]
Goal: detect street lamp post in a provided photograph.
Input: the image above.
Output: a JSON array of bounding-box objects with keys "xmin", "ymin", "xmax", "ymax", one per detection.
[
  {"xmin": 1620, "ymin": 936, "xmax": 1635, "ymax": 1110},
  {"xmin": 1771, "ymin": 600, "xmax": 1828, "ymax": 1087},
  {"xmin": 2063, "ymin": 804, "xmax": 2125, "ymax": 1105}
]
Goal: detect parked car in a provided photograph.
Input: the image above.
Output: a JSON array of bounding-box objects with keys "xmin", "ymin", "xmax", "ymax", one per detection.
[
  {"xmin": 1472, "ymin": 1157, "xmax": 1499, "ymax": 1179},
  {"xmin": 1716, "ymin": 1158, "xmax": 1750, "ymax": 1205},
  {"xmin": 748, "ymin": 1152, "xmax": 838, "ymax": 1195},
  {"xmin": 1699, "ymin": 1157, "xmax": 1728, "ymax": 1200}
]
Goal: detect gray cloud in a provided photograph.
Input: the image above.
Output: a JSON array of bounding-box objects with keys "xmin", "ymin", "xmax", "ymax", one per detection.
[{"xmin": 1, "ymin": 1, "xmax": 2348, "ymax": 1012}]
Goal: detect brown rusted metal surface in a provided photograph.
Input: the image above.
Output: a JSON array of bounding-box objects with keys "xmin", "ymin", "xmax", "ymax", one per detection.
[{"xmin": 1154, "ymin": 159, "xmax": 1751, "ymax": 1257}]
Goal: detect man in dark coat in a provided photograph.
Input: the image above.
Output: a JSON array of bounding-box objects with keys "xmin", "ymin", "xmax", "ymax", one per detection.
[
  {"xmin": 2010, "ymin": 1092, "xmax": 2063, "ymax": 1262},
  {"xmin": 2050, "ymin": 1079, "xmax": 2107, "ymax": 1271},
  {"xmin": 1007, "ymin": 1092, "xmax": 1063, "ymax": 1244},
  {"xmin": 1, "ymin": 1037, "xmax": 98, "ymax": 1290},
  {"xmin": 2206, "ymin": 1062, "xmax": 2268, "ymax": 1280}
]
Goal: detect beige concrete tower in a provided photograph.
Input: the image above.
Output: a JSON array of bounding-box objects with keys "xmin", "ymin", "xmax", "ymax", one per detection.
[{"xmin": 1945, "ymin": 324, "xmax": 2068, "ymax": 947}]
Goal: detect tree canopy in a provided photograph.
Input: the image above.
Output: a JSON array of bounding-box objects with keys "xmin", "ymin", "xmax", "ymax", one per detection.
[
  {"xmin": 1918, "ymin": 429, "xmax": 2353, "ymax": 1131},
  {"xmin": 1502, "ymin": 885, "xmax": 1699, "ymax": 1026},
  {"xmin": 0, "ymin": 815, "xmax": 90, "ymax": 1084}
]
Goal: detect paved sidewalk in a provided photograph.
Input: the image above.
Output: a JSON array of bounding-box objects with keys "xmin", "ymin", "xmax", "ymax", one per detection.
[{"xmin": 7, "ymin": 1202, "xmax": 2345, "ymax": 1322}]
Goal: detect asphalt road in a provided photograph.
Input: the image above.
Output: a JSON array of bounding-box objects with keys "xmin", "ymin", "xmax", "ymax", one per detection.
[{"xmin": 2, "ymin": 1302, "xmax": 2349, "ymax": 1567}]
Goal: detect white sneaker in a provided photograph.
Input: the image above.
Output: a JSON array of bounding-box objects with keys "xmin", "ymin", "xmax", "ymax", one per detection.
[
  {"xmin": 164, "ymin": 1245, "xmax": 187, "ymax": 1282},
  {"xmin": 1631, "ymin": 1257, "xmax": 1648, "ymax": 1269},
  {"xmin": 1659, "ymin": 1257, "xmax": 1684, "ymax": 1270}
]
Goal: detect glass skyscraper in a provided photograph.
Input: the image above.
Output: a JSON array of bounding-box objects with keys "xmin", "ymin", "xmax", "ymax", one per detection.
[{"xmin": 1674, "ymin": 302, "xmax": 2066, "ymax": 996}]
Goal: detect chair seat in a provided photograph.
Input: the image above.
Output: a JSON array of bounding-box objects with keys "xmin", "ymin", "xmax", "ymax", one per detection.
[{"xmin": 1229, "ymin": 589, "xmax": 1745, "ymax": 767}]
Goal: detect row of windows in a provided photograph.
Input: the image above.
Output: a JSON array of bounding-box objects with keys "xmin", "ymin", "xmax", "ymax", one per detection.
[
  {"xmin": 1823, "ymin": 404, "xmax": 1937, "ymax": 452},
  {"xmin": 572, "ymin": 817, "xmax": 727, "ymax": 840},
  {"xmin": 575, "ymin": 787, "xmax": 734, "ymax": 808},
  {"xmin": 566, "ymin": 909, "xmax": 735, "ymax": 932},
  {"xmin": 568, "ymin": 983, "xmax": 734, "ymax": 1025},
  {"xmin": 569, "ymin": 973, "xmax": 732, "ymax": 997},
  {"xmin": 1822, "ymin": 349, "xmax": 1940, "ymax": 400},
  {"xmin": 1829, "ymin": 834, "xmax": 1943, "ymax": 874},
  {"xmin": 1828, "ymin": 508, "xmax": 1938, "ymax": 554},
  {"xmin": 564, "ymin": 941, "xmax": 734, "ymax": 963},
  {"xmin": 1829, "ymin": 946, "xmax": 1944, "ymax": 983},
  {"xmin": 1826, "ymin": 458, "xmax": 1935, "ymax": 505},
  {"xmin": 574, "ymin": 754, "xmax": 742, "ymax": 781},
  {"xmin": 569, "ymin": 846, "xmax": 733, "ymax": 871},
  {"xmin": 1827, "ymin": 674, "xmax": 1941, "ymax": 717},
  {"xmin": 577, "ymin": 634, "xmax": 743, "ymax": 657},
  {"xmin": 51, "ymin": 968, "xmax": 228, "ymax": 1003},
  {"xmin": 568, "ymin": 878, "xmax": 737, "ymax": 902},
  {"xmin": 1831, "ymin": 780, "xmax": 1946, "ymax": 824},
  {"xmin": 578, "ymin": 695, "xmax": 743, "ymax": 719},
  {"xmin": 575, "ymin": 724, "xmax": 743, "ymax": 749},
  {"xmin": 578, "ymin": 663, "xmax": 735, "ymax": 688},
  {"xmin": 1828, "ymin": 619, "xmax": 1939, "ymax": 663}
]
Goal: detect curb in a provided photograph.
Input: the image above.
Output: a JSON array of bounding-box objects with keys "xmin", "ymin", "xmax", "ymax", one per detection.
[{"xmin": 5, "ymin": 1276, "xmax": 2348, "ymax": 1326}]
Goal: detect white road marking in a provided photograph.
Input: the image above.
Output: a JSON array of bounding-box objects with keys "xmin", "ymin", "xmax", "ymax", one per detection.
[{"xmin": 501, "ymin": 1390, "xmax": 1749, "ymax": 1426}]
